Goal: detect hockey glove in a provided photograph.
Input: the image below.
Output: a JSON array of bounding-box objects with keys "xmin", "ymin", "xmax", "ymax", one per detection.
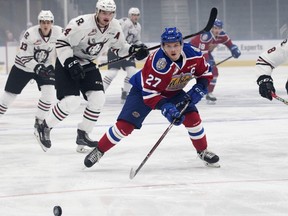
[
  {"xmin": 64, "ymin": 57, "xmax": 85, "ymax": 80},
  {"xmin": 161, "ymin": 103, "xmax": 185, "ymax": 126},
  {"xmin": 230, "ymin": 45, "xmax": 241, "ymax": 58},
  {"xmin": 187, "ymin": 84, "xmax": 208, "ymax": 104},
  {"xmin": 129, "ymin": 44, "xmax": 149, "ymax": 60},
  {"xmin": 34, "ymin": 64, "xmax": 55, "ymax": 81},
  {"xmin": 257, "ymin": 75, "xmax": 275, "ymax": 100}
]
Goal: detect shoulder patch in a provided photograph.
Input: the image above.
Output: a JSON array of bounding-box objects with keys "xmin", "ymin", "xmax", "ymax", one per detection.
[
  {"xmin": 156, "ymin": 58, "xmax": 167, "ymax": 70},
  {"xmin": 201, "ymin": 33, "xmax": 209, "ymax": 41}
]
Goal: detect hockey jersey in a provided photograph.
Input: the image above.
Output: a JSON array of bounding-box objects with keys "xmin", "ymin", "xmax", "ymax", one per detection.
[
  {"xmin": 190, "ymin": 30, "xmax": 233, "ymax": 60},
  {"xmin": 255, "ymin": 39, "xmax": 288, "ymax": 76},
  {"xmin": 16, "ymin": 25, "xmax": 63, "ymax": 73},
  {"xmin": 56, "ymin": 14, "xmax": 131, "ymax": 66},
  {"xmin": 130, "ymin": 43, "xmax": 212, "ymax": 109},
  {"xmin": 119, "ymin": 17, "xmax": 142, "ymax": 45}
]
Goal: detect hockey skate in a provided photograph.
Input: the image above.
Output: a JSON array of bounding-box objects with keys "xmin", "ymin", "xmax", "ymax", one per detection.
[
  {"xmin": 34, "ymin": 118, "xmax": 43, "ymax": 129},
  {"xmin": 34, "ymin": 120, "xmax": 51, "ymax": 152},
  {"xmin": 33, "ymin": 118, "xmax": 43, "ymax": 135},
  {"xmin": 198, "ymin": 149, "xmax": 220, "ymax": 168},
  {"xmin": 84, "ymin": 147, "xmax": 104, "ymax": 168},
  {"xmin": 76, "ymin": 129, "xmax": 98, "ymax": 153},
  {"xmin": 206, "ymin": 93, "xmax": 217, "ymax": 104}
]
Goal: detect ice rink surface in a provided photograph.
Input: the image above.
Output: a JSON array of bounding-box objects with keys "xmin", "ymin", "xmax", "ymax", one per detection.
[{"xmin": 1, "ymin": 66, "xmax": 288, "ymax": 216}]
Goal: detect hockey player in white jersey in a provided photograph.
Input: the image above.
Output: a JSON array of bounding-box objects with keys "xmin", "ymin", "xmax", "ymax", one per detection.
[
  {"xmin": 103, "ymin": 7, "xmax": 145, "ymax": 101},
  {"xmin": 256, "ymin": 39, "xmax": 288, "ymax": 100},
  {"xmin": 0, "ymin": 10, "xmax": 62, "ymax": 131},
  {"xmin": 35, "ymin": 0, "xmax": 149, "ymax": 153}
]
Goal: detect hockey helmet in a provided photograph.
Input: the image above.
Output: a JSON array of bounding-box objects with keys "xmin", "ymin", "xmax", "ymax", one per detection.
[
  {"xmin": 214, "ymin": 19, "xmax": 223, "ymax": 28},
  {"xmin": 96, "ymin": 0, "xmax": 116, "ymax": 13},
  {"xmin": 161, "ymin": 27, "xmax": 183, "ymax": 44},
  {"xmin": 128, "ymin": 7, "xmax": 140, "ymax": 16},
  {"xmin": 38, "ymin": 10, "xmax": 54, "ymax": 23}
]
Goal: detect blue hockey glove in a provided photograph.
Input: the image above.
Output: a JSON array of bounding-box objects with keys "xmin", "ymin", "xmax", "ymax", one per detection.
[
  {"xmin": 187, "ymin": 84, "xmax": 208, "ymax": 104},
  {"xmin": 64, "ymin": 57, "xmax": 85, "ymax": 80},
  {"xmin": 257, "ymin": 75, "xmax": 275, "ymax": 100},
  {"xmin": 129, "ymin": 44, "xmax": 149, "ymax": 60},
  {"xmin": 230, "ymin": 45, "xmax": 241, "ymax": 58},
  {"xmin": 161, "ymin": 103, "xmax": 185, "ymax": 126}
]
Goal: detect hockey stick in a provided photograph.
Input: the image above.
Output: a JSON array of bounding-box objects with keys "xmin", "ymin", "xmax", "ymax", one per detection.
[
  {"xmin": 271, "ymin": 92, "xmax": 288, "ymax": 105},
  {"xmin": 216, "ymin": 55, "xmax": 233, "ymax": 66},
  {"xmin": 129, "ymin": 100, "xmax": 191, "ymax": 180},
  {"xmin": 98, "ymin": 7, "xmax": 218, "ymax": 68}
]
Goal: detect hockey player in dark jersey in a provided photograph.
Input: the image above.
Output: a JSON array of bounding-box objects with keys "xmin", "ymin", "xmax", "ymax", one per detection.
[
  {"xmin": 84, "ymin": 27, "xmax": 220, "ymax": 169},
  {"xmin": 34, "ymin": 0, "xmax": 148, "ymax": 153},
  {"xmin": 190, "ymin": 19, "xmax": 241, "ymax": 103}
]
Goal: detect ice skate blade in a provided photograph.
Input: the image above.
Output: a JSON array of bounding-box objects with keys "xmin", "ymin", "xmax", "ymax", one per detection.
[
  {"xmin": 206, "ymin": 100, "xmax": 216, "ymax": 105},
  {"xmin": 204, "ymin": 162, "xmax": 220, "ymax": 168},
  {"xmin": 34, "ymin": 131, "xmax": 48, "ymax": 152},
  {"xmin": 76, "ymin": 145, "xmax": 93, "ymax": 153}
]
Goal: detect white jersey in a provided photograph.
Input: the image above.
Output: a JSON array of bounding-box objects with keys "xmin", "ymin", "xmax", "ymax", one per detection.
[
  {"xmin": 56, "ymin": 14, "xmax": 131, "ymax": 66},
  {"xmin": 16, "ymin": 25, "xmax": 63, "ymax": 73},
  {"xmin": 255, "ymin": 39, "xmax": 288, "ymax": 76},
  {"xmin": 119, "ymin": 17, "xmax": 142, "ymax": 45}
]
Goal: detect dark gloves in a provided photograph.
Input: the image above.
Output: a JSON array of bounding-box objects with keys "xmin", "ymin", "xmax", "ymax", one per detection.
[
  {"xmin": 129, "ymin": 44, "xmax": 149, "ymax": 60},
  {"xmin": 161, "ymin": 103, "xmax": 185, "ymax": 126},
  {"xmin": 230, "ymin": 45, "xmax": 241, "ymax": 58},
  {"xmin": 34, "ymin": 64, "xmax": 55, "ymax": 81},
  {"xmin": 257, "ymin": 75, "xmax": 275, "ymax": 100},
  {"xmin": 187, "ymin": 84, "xmax": 208, "ymax": 104},
  {"xmin": 64, "ymin": 57, "xmax": 85, "ymax": 80}
]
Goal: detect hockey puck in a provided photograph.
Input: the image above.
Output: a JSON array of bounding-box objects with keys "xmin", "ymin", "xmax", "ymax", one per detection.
[{"xmin": 53, "ymin": 206, "xmax": 62, "ymax": 216}]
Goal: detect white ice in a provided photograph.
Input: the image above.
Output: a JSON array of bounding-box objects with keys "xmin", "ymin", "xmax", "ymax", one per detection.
[{"xmin": 1, "ymin": 67, "xmax": 288, "ymax": 216}]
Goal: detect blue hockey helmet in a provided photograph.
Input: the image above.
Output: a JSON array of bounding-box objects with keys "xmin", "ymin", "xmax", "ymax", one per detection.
[
  {"xmin": 161, "ymin": 27, "xmax": 183, "ymax": 45},
  {"xmin": 214, "ymin": 19, "xmax": 223, "ymax": 28}
]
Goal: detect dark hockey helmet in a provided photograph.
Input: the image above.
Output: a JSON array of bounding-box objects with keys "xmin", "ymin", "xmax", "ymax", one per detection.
[
  {"xmin": 214, "ymin": 19, "xmax": 223, "ymax": 28},
  {"xmin": 161, "ymin": 27, "xmax": 183, "ymax": 45}
]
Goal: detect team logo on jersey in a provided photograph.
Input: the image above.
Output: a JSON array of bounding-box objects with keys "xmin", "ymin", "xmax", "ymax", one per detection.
[
  {"xmin": 156, "ymin": 58, "xmax": 167, "ymax": 70},
  {"xmin": 82, "ymin": 38, "xmax": 108, "ymax": 56},
  {"xmin": 34, "ymin": 47, "xmax": 53, "ymax": 63},
  {"xmin": 88, "ymin": 29, "xmax": 97, "ymax": 36},
  {"xmin": 167, "ymin": 73, "xmax": 193, "ymax": 91},
  {"xmin": 201, "ymin": 33, "xmax": 208, "ymax": 41},
  {"xmin": 132, "ymin": 111, "xmax": 140, "ymax": 118},
  {"xmin": 34, "ymin": 39, "xmax": 42, "ymax": 45}
]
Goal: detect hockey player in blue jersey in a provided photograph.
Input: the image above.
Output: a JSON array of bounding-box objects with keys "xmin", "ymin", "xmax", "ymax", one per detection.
[{"xmin": 84, "ymin": 27, "xmax": 220, "ymax": 169}]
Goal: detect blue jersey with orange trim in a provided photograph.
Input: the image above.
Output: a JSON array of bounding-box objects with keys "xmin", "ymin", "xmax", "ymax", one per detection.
[{"xmin": 129, "ymin": 43, "xmax": 212, "ymax": 109}]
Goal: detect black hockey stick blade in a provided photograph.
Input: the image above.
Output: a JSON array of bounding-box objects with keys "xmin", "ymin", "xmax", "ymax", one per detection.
[
  {"xmin": 129, "ymin": 168, "xmax": 136, "ymax": 179},
  {"xmin": 182, "ymin": 7, "xmax": 218, "ymax": 40},
  {"xmin": 98, "ymin": 7, "xmax": 218, "ymax": 68}
]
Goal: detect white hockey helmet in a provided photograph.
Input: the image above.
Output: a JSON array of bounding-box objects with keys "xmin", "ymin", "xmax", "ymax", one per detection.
[
  {"xmin": 38, "ymin": 10, "xmax": 54, "ymax": 23},
  {"xmin": 96, "ymin": 0, "xmax": 116, "ymax": 13},
  {"xmin": 128, "ymin": 7, "xmax": 140, "ymax": 17}
]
